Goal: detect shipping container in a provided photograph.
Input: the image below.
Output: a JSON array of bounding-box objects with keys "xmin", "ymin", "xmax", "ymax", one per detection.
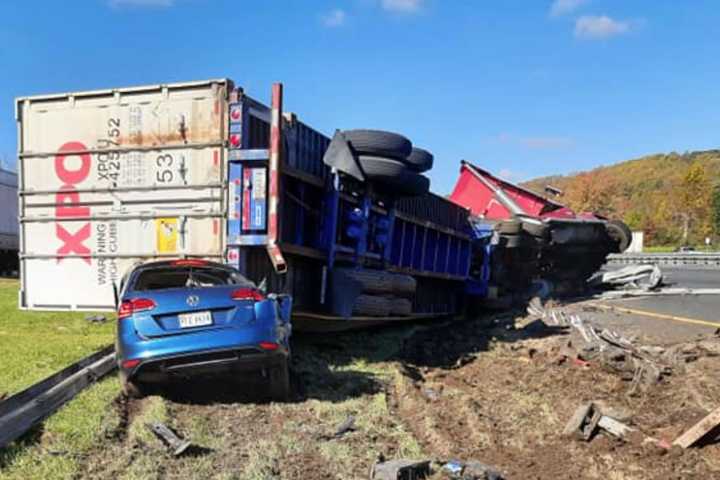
[
  {"xmin": 17, "ymin": 79, "xmax": 485, "ymax": 329},
  {"xmin": 0, "ymin": 167, "xmax": 19, "ymax": 272}
]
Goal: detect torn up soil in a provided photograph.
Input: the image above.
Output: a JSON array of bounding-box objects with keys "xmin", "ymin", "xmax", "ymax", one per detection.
[{"xmin": 61, "ymin": 305, "xmax": 720, "ymax": 479}]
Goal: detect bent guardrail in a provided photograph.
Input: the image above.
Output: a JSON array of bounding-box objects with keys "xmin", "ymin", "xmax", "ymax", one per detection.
[{"xmin": 0, "ymin": 346, "xmax": 115, "ymax": 449}]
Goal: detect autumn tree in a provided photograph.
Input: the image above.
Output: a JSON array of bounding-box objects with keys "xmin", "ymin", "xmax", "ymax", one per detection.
[
  {"xmin": 677, "ymin": 162, "xmax": 711, "ymax": 244},
  {"xmin": 712, "ymin": 185, "xmax": 720, "ymax": 240}
]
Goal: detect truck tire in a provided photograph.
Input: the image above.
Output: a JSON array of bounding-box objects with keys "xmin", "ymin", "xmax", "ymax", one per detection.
[
  {"xmin": 268, "ymin": 358, "xmax": 291, "ymax": 402},
  {"xmin": 352, "ymin": 295, "xmax": 391, "ymax": 317},
  {"xmin": 404, "ymin": 148, "xmax": 434, "ymax": 172},
  {"xmin": 606, "ymin": 220, "xmax": 632, "ymax": 253},
  {"xmin": 388, "ymin": 297, "xmax": 412, "ymax": 316},
  {"xmin": 496, "ymin": 220, "xmax": 522, "ymax": 235},
  {"xmin": 336, "ymin": 268, "xmax": 395, "ymax": 294},
  {"xmin": 343, "ymin": 130, "xmax": 412, "ymax": 159},
  {"xmin": 392, "ymin": 274, "xmax": 417, "ymax": 295},
  {"xmin": 358, "ymin": 156, "xmax": 430, "ymax": 196}
]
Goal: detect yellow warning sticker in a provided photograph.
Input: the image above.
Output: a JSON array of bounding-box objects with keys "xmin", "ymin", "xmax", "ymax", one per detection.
[{"xmin": 156, "ymin": 218, "xmax": 178, "ymax": 253}]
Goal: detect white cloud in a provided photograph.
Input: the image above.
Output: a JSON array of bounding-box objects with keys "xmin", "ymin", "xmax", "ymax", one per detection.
[
  {"xmin": 574, "ymin": 15, "xmax": 631, "ymax": 39},
  {"xmin": 549, "ymin": 0, "xmax": 589, "ymax": 17},
  {"xmin": 381, "ymin": 0, "xmax": 422, "ymax": 13},
  {"xmin": 109, "ymin": 0, "xmax": 174, "ymax": 7},
  {"xmin": 321, "ymin": 9, "xmax": 346, "ymax": 27}
]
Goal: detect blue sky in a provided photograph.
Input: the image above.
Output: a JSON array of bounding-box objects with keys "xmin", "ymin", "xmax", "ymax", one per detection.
[{"xmin": 1, "ymin": 0, "xmax": 719, "ymax": 193}]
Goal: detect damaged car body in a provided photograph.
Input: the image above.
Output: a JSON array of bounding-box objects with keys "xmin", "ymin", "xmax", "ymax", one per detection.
[{"xmin": 114, "ymin": 259, "xmax": 292, "ymax": 399}]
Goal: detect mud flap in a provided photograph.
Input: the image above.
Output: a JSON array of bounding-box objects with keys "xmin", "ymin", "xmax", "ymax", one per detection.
[{"xmin": 322, "ymin": 130, "xmax": 366, "ymax": 181}]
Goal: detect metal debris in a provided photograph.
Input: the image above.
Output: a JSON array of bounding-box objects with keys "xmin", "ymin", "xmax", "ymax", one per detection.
[
  {"xmin": 370, "ymin": 459, "xmax": 431, "ymax": 480},
  {"xmin": 588, "ymin": 265, "xmax": 663, "ymax": 291},
  {"xmin": 85, "ymin": 314, "xmax": 107, "ymax": 323},
  {"xmin": 563, "ymin": 402, "xmax": 669, "ymax": 448},
  {"xmin": 146, "ymin": 422, "xmax": 192, "ymax": 456},
  {"xmin": 527, "ymin": 300, "xmax": 673, "ymax": 390}
]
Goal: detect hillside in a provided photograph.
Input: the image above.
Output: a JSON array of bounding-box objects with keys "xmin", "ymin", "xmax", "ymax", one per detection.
[{"xmin": 521, "ymin": 150, "xmax": 720, "ymax": 246}]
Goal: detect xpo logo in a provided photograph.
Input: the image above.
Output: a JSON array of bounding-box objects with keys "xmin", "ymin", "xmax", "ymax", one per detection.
[{"xmin": 55, "ymin": 141, "xmax": 91, "ymax": 264}]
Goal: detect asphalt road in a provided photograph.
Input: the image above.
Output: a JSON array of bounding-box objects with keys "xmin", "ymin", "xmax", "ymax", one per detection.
[{"xmin": 593, "ymin": 266, "xmax": 720, "ymax": 343}]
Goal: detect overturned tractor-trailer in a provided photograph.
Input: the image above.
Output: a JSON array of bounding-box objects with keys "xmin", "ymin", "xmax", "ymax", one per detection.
[
  {"xmin": 450, "ymin": 161, "xmax": 631, "ymax": 299},
  {"xmin": 16, "ymin": 79, "xmax": 490, "ymax": 330}
]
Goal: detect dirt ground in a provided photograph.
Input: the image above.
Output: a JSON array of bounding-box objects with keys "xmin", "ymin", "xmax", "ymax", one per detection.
[{"xmin": 57, "ymin": 301, "xmax": 720, "ymax": 479}]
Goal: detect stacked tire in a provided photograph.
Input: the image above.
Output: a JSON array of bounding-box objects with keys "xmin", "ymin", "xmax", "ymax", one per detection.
[
  {"xmin": 336, "ymin": 268, "xmax": 417, "ymax": 317},
  {"xmin": 337, "ymin": 130, "xmax": 433, "ymax": 197}
]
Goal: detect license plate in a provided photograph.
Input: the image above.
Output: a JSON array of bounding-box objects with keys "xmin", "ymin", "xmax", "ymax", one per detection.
[{"xmin": 178, "ymin": 311, "xmax": 213, "ymax": 329}]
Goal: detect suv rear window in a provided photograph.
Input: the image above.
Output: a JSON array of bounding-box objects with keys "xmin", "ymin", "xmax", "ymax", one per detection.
[{"xmin": 130, "ymin": 266, "xmax": 253, "ymax": 291}]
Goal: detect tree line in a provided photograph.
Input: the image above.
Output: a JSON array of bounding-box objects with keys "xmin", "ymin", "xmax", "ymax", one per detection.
[{"xmin": 523, "ymin": 150, "xmax": 720, "ymax": 246}]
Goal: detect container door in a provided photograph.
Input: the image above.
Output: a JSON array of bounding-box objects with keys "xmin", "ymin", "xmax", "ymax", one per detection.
[{"xmin": 17, "ymin": 79, "xmax": 229, "ymax": 310}]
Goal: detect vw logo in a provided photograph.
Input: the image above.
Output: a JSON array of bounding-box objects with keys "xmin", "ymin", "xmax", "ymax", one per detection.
[{"xmin": 186, "ymin": 295, "xmax": 200, "ymax": 307}]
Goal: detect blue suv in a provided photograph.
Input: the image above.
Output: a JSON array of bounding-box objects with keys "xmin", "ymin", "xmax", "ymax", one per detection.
[{"xmin": 114, "ymin": 259, "xmax": 292, "ymax": 399}]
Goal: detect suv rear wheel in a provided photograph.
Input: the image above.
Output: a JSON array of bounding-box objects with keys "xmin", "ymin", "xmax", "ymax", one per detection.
[
  {"xmin": 268, "ymin": 359, "xmax": 291, "ymax": 402},
  {"xmin": 120, "ymin": 372, "xmax": 148, "ymax": 398}
]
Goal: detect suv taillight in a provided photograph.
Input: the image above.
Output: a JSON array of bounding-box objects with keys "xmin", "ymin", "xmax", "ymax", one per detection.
[
  {"xmin": 230, "ymin": 288, "xmax": 265, "ymax": 302},
  {"xmin": 118, "ymin": 298, "xmax": 156, "ymax": 319}
]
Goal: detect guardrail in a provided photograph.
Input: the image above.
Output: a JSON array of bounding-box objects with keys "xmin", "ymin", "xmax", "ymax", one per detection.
[
  {"xmin": 0, "ymin": 346, "xmax": 115, "ymax": 449},
  {"xmin": 607, "ymin": 253, "xmax": 720, "ymax": 268}
]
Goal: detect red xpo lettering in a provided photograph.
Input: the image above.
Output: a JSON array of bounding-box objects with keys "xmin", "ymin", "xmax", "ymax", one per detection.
[{"xmin": 55, "ymin": 142, "xmax": 91, "ymax": 264}]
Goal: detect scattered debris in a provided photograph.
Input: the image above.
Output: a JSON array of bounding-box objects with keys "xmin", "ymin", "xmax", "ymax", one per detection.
[
  {"xmin": 371, "ymin": 459, "xmax": 431, "ymax": 480},
  {"xmin": 562, "ymin": 401, "xmax": 670, "ymax": 448},
  {"xmin": 588, "ymin": 265, "xmax": 663, "ymax": 291},
  {"xmin": 527, "ymin": 299, "xmax": 674, "ymax": 391},
  {"xmin": 85, "ymin": 314, "xmax": 107, "ymax": 323},
  {"xmin": 146, "ymin": 422, "xmax": 192, "ymax": 456},
  {"xmin": 333, "ymin": 415, "xmax": 356, "ymax": 439},
  {"xmin": 443, "ymin": 459, "xmax": 504, "ymax": 480},
  {"xmin": 673, "ymin": 406, "xmax": 720, "ymax": 448}
]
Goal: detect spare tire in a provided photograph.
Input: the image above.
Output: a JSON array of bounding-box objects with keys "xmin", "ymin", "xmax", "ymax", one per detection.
[
  {"xmin": 352, "ymin": 295, "xmax": 391, "ymax": 317},
  {"xmin": 358, "ymin": 156, "xmax": 430, "ymax": 196},
  {"xmin": 388, "ymin": 297, "xmax": 412, "ymax": 316},
  {"xmin": 334, "ymin": 268, "xmax": 394, "ymax": 294},
  {"xmin": 404, "ymin": 148, "xmax": 434, "ymax": 172},
  {"xmin": 606, "ymin": 220, "xmax": 632, "ymax": 253},
  {"xmin": 343, "ymin": 130, "xmax": 412, "ymax": 159}
]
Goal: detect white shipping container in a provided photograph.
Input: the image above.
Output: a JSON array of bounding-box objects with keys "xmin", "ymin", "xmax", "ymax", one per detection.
[
  {"xmin": 0, "ymin": 168, "xmax": 19, "ymax": 250},
  {"xmin": 16, "ymin": 79, "xmax": 230, "ymax": 310}
]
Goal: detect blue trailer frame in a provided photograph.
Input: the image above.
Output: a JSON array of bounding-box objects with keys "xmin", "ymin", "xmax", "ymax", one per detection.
[{"xmin": 221, "ymin": 82, "xmax": 489, "ymax": 329}]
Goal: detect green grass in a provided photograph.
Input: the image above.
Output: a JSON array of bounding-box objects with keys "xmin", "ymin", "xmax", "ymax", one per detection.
[
  {"xmin": 0, "ymin": 376, "xmax": 121, "ymax": 480},
  {"xmin": 0, "ymin": 279, "xmax": 114, "ymax": 396},
  {"xmin": 644, "ymin": 245, "xmax": 716, "ymax": 253},
  {"xmin": 0, "ymin": 279, "xmax": 120, "ymax": 479}
]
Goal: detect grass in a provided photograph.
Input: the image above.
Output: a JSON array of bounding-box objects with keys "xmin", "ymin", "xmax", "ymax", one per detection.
[
  {"xmin": 644, "ymin": 245, "xmax": 716, "ymax": 253},
  {"xmin": 0, "ymin": 279, "xmax": 114, "ymax": 396},
  {"xmin": 0, "ymin": 279, "xmax": 119, "ymax": 479}
]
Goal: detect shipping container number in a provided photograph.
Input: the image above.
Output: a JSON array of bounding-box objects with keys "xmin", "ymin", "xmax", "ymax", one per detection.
[
  {"xmin": 156, "ymin": 154, "xmax": 174, "ymax": 183},
  {"xmin": 98, "ymin": 118, "xmax": 121, "ymax": 182}
]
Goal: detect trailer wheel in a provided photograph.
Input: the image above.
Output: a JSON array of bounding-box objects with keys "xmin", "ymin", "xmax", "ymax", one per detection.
[
  {"xmin": 388, "ymin": 297, "xmax": 413, "ymax": 316},
  {"xmin": 352, "ymin": 294, "xmax": 391, "ymax": 317},
  {"xmin": 358, "ymin": 156, "xmax": 430, "ymax": 196},
  {"xmin": 268, "ymin": 358, "xmax": 291, "ymax": 401},
  {"xmin": 403, "ymin": 147, "xmax": 434, "ymax": 172},
  {"xmin": 606, "ymin": 220, "xmax": 632, "ymax": 253},
  {"xmin": 391, "ymin": 274, "xmax": 417, "ymax": 296},
  {"xmin": 343, "ymin": 129, "xmax": 412, "ymax": 159},
  {"xmin": 336, "ymin": 268, "xmax": 395, "ymax": 294}
]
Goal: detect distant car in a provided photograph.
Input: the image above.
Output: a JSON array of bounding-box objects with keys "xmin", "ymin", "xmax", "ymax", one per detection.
[
  {"xmin": 115, "ymin": 259, "xmax": 292, "ymax": 399},
  {"xmin": 675, "ymin": 246, "xmax": 696, "ymax": 253}
]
